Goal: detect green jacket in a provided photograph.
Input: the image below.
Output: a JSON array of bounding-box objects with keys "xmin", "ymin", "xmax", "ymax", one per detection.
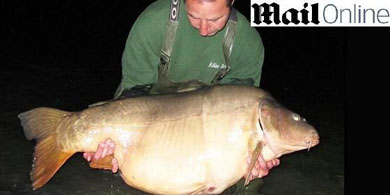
[{"xmin": 114, "ymin": 0, "xmax": 264, "ymax": 98}]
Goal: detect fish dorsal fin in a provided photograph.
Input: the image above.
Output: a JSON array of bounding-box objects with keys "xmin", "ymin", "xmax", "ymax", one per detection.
[
  {"xmin": 244, "ymin": 141, "xmax": 264, "ymax": 186},
  {"xmin": 88, "ymin": 100, "xmax": 109, "ymax": 107}
]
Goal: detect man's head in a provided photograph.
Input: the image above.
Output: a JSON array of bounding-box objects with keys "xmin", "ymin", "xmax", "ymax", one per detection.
[{"xmin": 185, "ymin": 0, "xmax": 235, "ymax": 37}]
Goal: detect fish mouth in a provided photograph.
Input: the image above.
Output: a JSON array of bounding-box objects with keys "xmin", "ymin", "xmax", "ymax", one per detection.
[
  {"xmin": 262, "ymin": 129, "xmax": 320, "ymax": 156},
  {"xmin": 304, "ymin": 131, "xmax": 320, "ymax": 151},
  {"xmin": 286, "ymin": 132, "xmax": 320, "ymax": 152}
]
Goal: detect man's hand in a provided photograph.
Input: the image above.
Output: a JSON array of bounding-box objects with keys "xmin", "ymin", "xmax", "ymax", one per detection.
[
  {"xmin": 246, "ymin": 154, "xmax": 280, "ymax": 181},
  {"xmin": 83, "ymin": 138, "xmax": 119, "ymax": 173}
]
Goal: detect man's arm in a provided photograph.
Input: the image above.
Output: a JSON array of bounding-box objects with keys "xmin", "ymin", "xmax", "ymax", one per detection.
[
  {"xmin": 113, "ymin": 26, "xmax": 160, "ymax": 99},
  {"xmin": 116, "ymin": 84, "xmax": 152, "ymax": 99},
  {"xmin": 113, "ymin": 7, "xmax": 166, "ymax": 99}
]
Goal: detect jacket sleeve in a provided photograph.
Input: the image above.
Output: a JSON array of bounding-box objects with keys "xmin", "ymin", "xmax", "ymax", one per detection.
[{"xmin": 113, "ymin": 16, "xmax": 162, "ymax": 99}]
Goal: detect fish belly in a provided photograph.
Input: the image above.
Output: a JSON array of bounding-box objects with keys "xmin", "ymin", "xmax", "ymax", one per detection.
[{"xmin": 119, "ymin": 110, "xmax": 255, "ymax": 194}]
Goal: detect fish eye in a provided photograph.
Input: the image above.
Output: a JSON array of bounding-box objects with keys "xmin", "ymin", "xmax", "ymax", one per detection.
[{"xmin": 292, "ymin": 113, "xmax": 301, "ymax": 121}]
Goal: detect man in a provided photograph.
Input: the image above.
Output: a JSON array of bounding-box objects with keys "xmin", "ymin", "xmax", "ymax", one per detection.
[{"xmin": 84, "ymin": 0, "xmax": 280, "ymax": 193}]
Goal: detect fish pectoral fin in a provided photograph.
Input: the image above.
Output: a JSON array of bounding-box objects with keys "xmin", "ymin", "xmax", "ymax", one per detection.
[
  {"xmin": 244, "ymin": 141, "xmax": 264, "ymax": 186},
  {"xmin": 89, "ymin": 154, "xmax": 114, "ymax": 170}
]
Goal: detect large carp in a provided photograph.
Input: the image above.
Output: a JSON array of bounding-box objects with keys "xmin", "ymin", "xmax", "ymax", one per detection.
[{"xmin": 18, "ymin": 85, "xmax": 319, "ymax": 194}]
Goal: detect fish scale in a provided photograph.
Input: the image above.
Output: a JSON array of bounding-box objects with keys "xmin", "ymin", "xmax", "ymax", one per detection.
[{"xmin": 18, "ymin": 85, "xmax": 319, "ymax": 194}]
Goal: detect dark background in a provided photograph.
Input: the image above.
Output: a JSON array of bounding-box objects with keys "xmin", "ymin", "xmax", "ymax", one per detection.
[
  {"xmin": 1, "ymin": 0, "xmax": 359, "ymax": 194},
  {"xmin": 3, "ymin": 0, "xmax": 345, "ymax": 113}
]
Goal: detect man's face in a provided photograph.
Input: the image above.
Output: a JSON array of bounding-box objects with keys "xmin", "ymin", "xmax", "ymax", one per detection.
[{"xmin": 185, "ymin": 0, "xmax": 231, "ymax": 37}]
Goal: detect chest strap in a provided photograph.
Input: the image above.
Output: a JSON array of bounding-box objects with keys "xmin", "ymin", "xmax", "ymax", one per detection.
[
  {"xmin": 211, "ymin": 8, "xmax": 237, "ymax": 84},
  {"xmin": 159, "ymin": 0, "xmax": 180, "ymax": 74}
]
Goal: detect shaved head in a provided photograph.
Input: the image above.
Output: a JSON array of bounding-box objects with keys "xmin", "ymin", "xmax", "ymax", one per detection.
[{"xmin": 185, "ymin": 0, "xmax": 234, "ymax": 7}]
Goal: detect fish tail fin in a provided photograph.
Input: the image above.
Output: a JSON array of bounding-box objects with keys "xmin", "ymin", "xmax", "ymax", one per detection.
[{"xmin": 18, "ymin": 107, "xmax": 76, "ymax": 190}]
